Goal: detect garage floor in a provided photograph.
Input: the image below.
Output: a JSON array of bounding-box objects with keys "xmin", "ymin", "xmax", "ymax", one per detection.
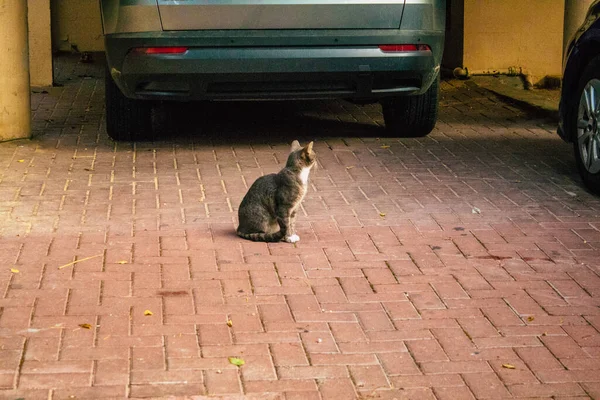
[{"xmin": 0, "ymin": 54, "xmax": 599, "ymax": 399}]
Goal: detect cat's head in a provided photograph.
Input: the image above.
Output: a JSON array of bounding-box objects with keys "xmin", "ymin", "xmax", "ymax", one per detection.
[{"xmin": 287, "ymin": 140, "xmax": 316, "ymax": 169}]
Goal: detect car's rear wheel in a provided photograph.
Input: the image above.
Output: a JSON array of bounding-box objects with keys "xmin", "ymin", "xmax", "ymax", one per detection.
[
  {"xmin": 572, "ymin": 56, "xmax": 600, "ymax": 194},
  {"xmin": 105, "ymin": 67, "xmax": 153, "ymax": 141},
  {"xmin": 382, "ymin": 74, "xmax": 439, "ymax": 137}
]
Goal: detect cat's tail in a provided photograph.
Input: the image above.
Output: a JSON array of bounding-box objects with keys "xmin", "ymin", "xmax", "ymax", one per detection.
[{"xmin": 237, "ymin": 230, "xmax": 284, "ymax": 242}]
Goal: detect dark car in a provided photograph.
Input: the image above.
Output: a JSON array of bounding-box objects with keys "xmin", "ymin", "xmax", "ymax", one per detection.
[
  {"xmin": 100, "ymin": 0, "xmax": 446, "ymax": 141},
  {"xmin": 559, "ymin": 0, "xmax": 600, "ymax": 194}
]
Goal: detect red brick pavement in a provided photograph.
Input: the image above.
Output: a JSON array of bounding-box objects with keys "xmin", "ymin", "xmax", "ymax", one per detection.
[{"xmin": 0, "ymin": 54, "xmax": 599, "ymax": 399}]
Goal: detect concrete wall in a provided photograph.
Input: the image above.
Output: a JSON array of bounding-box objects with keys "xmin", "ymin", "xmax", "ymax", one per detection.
[
  {"xmin": 51, "ymin": 0, "xmax": 104, "ymax": 52},
  {"xmin": 462, "ymin": 0, "xmax": 564, "ymax": 81},
  {"xmin": 28, "ymin": 0, "xmax": 53, "ymax": 87}
]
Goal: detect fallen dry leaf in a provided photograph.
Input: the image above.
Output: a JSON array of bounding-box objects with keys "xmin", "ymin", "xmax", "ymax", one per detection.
[
  {"xmin": 10, "ymin": 268, "xmax": 19, "ymax": 274},
  {"xmin": 228, "ymin": 357, "xmax": 245, "ymax": 367},
  {"xmin": 472, "ymin": 207, "xmax": 481, "ymax": 214},
  {"xmin": 380, "ymin": 145, "xmax": 390, "ymax": 149},
  {"xmin": 144, "ymin": 310, "xmax": 153, "ymax": 316},
  {"xmin": 379, "ymin": 212, "xmax": 386, "ymax": 218},
  {"xmin": 227, "ymin": 319, "xmax": 233, "ymax": 327},
  {"xmin": 117, "ymin": 260, "xmax": 128, "ymax": 264},
  {"xmin": 58, "ymin": 254, "xmax": 102, "ymax": 269},
  {"xmin": 345, "ymin": 166, "xmax": 354, "ymax": 169},
  {"xmin": 17, "ymin": 159, "xmax": 25, "ymax": 163},
  {"xmin": 502, "ymin": 364, "xmax": 516, "ymax": 369},
  {"xmin": 79, "ymin": 323, "xmax": 92, "ymax": 329},
  {"xmin": 527, "ymin": 316, "xmax": 535, "ymax": 322}
]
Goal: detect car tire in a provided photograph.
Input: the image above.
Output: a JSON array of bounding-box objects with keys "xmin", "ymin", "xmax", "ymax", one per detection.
[
  {"xmin": 382, "ymin": 74, "xmax": 439, "ymax": 137},
  {"xmin": 105, "ymin": 66, "xmax": 153, "ymax": 141},
  {"xmin": 569, "ymin": 55, "xmax": 600, "ymax": 194}
]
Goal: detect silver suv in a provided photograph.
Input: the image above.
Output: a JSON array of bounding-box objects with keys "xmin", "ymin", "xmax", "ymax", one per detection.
[{"xmin": 101, "ymin": 0, "xmax": 446, "ymax": 141}]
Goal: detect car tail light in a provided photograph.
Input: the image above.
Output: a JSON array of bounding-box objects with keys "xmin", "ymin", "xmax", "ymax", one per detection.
[
  {"xmin": 378, "ymin": 44, "xmax": 431, "ymax": 52},
  {"xmin": 134, "ymin": 47, "xmax": 189, "ymax": 54}
]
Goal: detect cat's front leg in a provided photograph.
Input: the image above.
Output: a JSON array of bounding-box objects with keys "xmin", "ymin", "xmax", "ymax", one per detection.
[
  {"xmin": 276, "ymin": 207, "xmax": 299, "ymax": 243},
  {"xmin": 289, "ymin": 210, "xmax": 298, "ymax": 234},
  {"xmin": 287, "ymin": 210, "xmax": 300, "ymax": 243}
]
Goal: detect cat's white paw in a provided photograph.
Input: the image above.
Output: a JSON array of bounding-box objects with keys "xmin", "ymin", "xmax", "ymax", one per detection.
[{"xmin": 285, "ymin": 234, "xmax": 300, "ymax": 243}]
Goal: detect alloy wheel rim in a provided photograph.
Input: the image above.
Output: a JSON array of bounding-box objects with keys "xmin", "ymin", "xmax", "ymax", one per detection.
[{"xmin": 578, "ymin": 78, "xmax": 600, "ymax": 174}]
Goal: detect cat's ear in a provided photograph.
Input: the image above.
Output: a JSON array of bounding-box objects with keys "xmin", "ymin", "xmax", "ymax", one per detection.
[
  {"xmin": 291, "ymin": 140, "xmax": 302, "ymax": 152},
  {"xmin": 305, "ymin": 141, "xmax": 314, "ymax": 153}
]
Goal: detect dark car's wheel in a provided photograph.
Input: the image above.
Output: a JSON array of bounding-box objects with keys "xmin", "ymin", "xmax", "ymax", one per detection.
[
  {"xmin": 105, "ymin": 67, "xmax": 153, "ymax": 141},
  {"xmin": 382, "ymin": 74, "xmax": 439, "ymax": 137},
  {"xmin": 571, "ymin": 55, "xmax": 600, "ymax": 194}
]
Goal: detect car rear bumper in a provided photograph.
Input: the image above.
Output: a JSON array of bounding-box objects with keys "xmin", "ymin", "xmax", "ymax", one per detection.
[{"xmin": 105, "ymin": 30, "xmax": 444, "ymax": 101}]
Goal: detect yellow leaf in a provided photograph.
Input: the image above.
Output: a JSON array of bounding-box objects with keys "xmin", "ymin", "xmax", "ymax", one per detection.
[
  {"xmin": 17, "ymin": 159, "xmax": 25, "ymax": 163},
  {"xmin": 117, "ymin": 260, "xmax": 128, "ymax": 264},
  {"xmin": 379, "ymin": 213, "xmax": 386, "ymax": 218},
  {"xmin": 502, "ymin": 364, "xmax": 516, "ymax": 369},
  {"xmin": 527, "ymin": 316, "xmax": 535, "ymax": 322},
  {"xmin": 144, "ymin": 310, "xmax": 153, "ymax": 316},
  {"xmin": 10, "ymin": 268, "xmax": 19, "ymax": 274},
  {"xmin": 228, "ymin": 357, "xmax": 245, "ymax": 366},
  {"xmin": 79, "ymin": 323, "xmax": 92, "ymax": 329},
  {"xmin": 227, "ymin": 319, "xmax": 233, "ymax": 327},
  {"xmin": 380, "ymin": 145, "xmax": 390, "ymax": 149}
]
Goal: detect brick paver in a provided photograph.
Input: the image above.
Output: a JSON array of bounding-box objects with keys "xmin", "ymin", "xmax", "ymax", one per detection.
[{"xmin": 0, "ymin": 54, "xmax": 599, "ymax": 399}]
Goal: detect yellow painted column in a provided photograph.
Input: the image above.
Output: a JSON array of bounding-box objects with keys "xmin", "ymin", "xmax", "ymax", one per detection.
[
  {"xmin": 564, "ymin": 0, "xmax": 595, "ymax": 56},
  {"xmin": 28, "ymin": 0, "xmax": 53, "ymax": 87},
  {"xmin": 0, "ymin": 0, "xmax": 31, "ymax": 142}
]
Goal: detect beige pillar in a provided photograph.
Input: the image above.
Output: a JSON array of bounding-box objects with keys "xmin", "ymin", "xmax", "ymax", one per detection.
[
  {"xmin": 0, "ymin": 0, "xmax": 31, "ymax": 141},
  {"xmin": 564, "ymin": 0, "xmax": 595, "ymax": 56},
  {"xmin": 28, "ymin": 0, "xmax": 53, "ymax": 87}
]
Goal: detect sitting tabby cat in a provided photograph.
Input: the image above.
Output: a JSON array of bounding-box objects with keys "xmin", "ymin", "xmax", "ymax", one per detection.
[{"xmin": 237, "ymin": 140, "xmax": 316, "ymax": 243}]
